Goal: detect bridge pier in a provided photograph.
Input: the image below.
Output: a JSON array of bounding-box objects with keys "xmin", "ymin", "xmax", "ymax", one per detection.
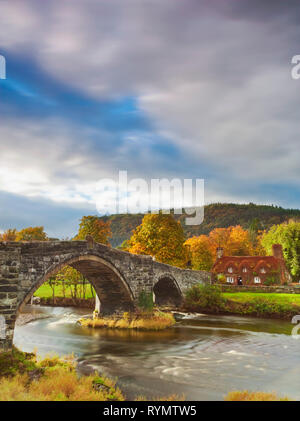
[{"xmin": 95, "ymin": 294, "xmax": 101, "ymax": 314}]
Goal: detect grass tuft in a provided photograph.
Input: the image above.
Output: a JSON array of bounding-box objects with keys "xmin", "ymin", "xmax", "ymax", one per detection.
[{"xmin": 225, "ymin": 390, "xmax": 290, "ymax": 401}]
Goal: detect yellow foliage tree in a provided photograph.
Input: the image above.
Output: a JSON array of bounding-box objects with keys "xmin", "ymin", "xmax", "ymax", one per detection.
[
  {"xmin": 128, "ymin": 213, "xmax": 189, "ymax": 268},
  {"xmin": 15, "ymin": 226, "xmax": 48, "ymax": 242},
  {"xmin": 75, "ymin": 216, "xmax": 111, "ymax": 245},
  {"xmin": 184, "ymin": 235, "xmax": 214, "ymax": 271}
]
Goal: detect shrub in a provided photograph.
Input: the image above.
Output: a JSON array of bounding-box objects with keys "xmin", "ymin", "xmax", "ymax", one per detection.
[
  {"xmin": 185, "ymin": 284, "xmax": 226, "ymax": 312},
  {"xmin": 216, "ymin": 274, "xmax": 227, "ymax": 284},
  {"xmin": 137, "ymin": 291, "xmax": 154, "ymax": 312},
  {"xmin": 0, "ymin": 350, "xmax": 124, "ymax": 401},
  {"xmin": 264, "ymin": 275, "xmax": 280, "ymax": 286},
  {"xmin": 0, "ymin": 347, "xmax": 37, "ymax": 378}
]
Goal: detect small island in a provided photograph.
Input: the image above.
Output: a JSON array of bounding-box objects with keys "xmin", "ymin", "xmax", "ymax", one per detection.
[{"xmin": 79, "ymin": 310, "xmax": 176, "ymax": 331}]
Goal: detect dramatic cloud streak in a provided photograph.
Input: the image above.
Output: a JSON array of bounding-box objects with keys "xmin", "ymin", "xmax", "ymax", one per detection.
[{"xmin": 0, "ymin": 0, "xmax": 299, "ymax": 235}]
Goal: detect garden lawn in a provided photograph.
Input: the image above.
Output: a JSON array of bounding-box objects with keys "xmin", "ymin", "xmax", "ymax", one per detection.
[{"xmin": 223, "ymin": 292, "xmax": 300, "ymax": 306}]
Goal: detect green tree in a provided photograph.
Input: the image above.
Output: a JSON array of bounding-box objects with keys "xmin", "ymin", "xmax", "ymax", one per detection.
[
  {"xmin": 248, "ymin": 217, "xmax": 264, "ymax": 251},
  {"xmin": 261, "ymin": 220, "xmax": 300, "ymax": 280}
]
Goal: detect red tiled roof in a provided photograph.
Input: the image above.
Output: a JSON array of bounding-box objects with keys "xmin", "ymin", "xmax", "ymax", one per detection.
[{"xmin": 212, "ymin": 255, "xmax": 281, "ymax": 273}]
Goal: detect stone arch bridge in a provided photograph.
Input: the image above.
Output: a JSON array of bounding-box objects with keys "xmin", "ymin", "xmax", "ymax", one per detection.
[{"xmin": 0, "ymin": 238, "xmax": 211, "ymax": 351}]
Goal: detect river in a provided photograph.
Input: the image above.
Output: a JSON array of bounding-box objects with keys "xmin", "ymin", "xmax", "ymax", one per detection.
[{"xmin": 14, "ymin": 306, "xmax": 300, "ymax": 401}]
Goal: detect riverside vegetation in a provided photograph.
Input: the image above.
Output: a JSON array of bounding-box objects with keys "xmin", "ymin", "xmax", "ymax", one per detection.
[
  {"xmin": 79, "ymin": 292, "xmax": 176, "ymax": 331},
  {"xmin": 1, "ymin": 348, "xmax": 287, "ymax": 401},
  {"xmin": 0, "ymin": 348, "xmax": 183, "ymax": 401},
  {"xmin": 79, "ymin": 311, "xmax": 175, "ymax": 331},
  {"xmin": 0, "ymin": 347, "xmax": 124, "ymax": 401},
  {"xmin": 224, "ymin": 391, "xmax": 290, "ymax": 401},
  {"xmin": 184, "ymin": 284, "xmax": 300, "ymax": 319}
]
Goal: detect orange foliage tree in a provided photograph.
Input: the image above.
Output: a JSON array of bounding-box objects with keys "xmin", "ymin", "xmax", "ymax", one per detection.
[
  {"xmin": 0, "ymin": 228, "xmax": 17, "ymax": 241},
  {"xmin": 185, "ymin": 226, "xmax": 257, "ymax": 271},
  {"xmin": 128, "ymin": 213, "xmax": 189, "ymax": 268},
  {"xmin": 15, "ymin": 226, "xmax": 48, "ymax": 241},
  {"xmin": 75, "ymin": 216, "xmax": 111, "ymax": 245},
  {"xmin": 208, "ymin": 226, "xmax": 254, "ymax": 258}
]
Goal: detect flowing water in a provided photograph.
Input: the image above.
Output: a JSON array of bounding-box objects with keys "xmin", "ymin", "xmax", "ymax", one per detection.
[{"xmin": 14, "ymin": 306, "xmax": 300, "ymax": 400}]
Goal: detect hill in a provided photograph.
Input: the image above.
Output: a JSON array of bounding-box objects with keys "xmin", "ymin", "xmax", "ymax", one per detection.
[{"xmin": 99, "ymin": 203, "xmax": 300, "ymax": 247}]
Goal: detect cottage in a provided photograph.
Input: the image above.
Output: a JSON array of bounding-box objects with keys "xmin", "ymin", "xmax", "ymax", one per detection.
[{"xmin": 212, "ymin": 244, "xmax": 291, "ymax": 286}]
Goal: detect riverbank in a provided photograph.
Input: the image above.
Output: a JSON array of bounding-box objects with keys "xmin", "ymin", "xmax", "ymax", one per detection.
[
  {"xmin": 38, "ymin": 296, "xmax": 94, "ymax": 308},
  {"xmin": 16, "ymin": 306, "xmax": 52, "ymax": 326},
  {"xmin": 0, "ymin": 347, "xmax": 125, "ymax": 401},
  {"xmin": 183, "ymin": 285, "xmax": 300, "ymax": 320}
]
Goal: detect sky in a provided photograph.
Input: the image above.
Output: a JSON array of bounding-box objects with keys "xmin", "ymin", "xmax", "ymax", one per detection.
[{"xmin": 0, "ymin": 0, "xmax": 300, "ymax": 238}]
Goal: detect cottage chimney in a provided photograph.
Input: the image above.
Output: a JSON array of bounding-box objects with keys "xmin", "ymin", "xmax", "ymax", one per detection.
[
  {"xmin": 216, "ymin": 247, "xmax": 224, "ymax": 259},
  {"xmin": 272, "ymin": 244, "xmax": 283, "ymax": 259}
]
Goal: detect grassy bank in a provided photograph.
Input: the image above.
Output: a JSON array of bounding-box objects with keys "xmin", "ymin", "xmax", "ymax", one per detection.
[
  {"xmin": 184, "ymin": 284, "xmax": 300, "ymax": 319},
  {"xmin": 223, "ymin": 291, "xmax": 300, "ymax": 306},
  {"xmin": 79, "ymin": 311, "xmax": 176, "ymax": 331},
  {"xmin": 34, "ymin": 283, "xmax": 95, "ymax": 300},
  {"xmin": 0, "ymin": 347, "xmax": 124, "ymax": 401},
  {"xmin": 0, "ymin": 347, "xmax": 183, "ymax": 401}
]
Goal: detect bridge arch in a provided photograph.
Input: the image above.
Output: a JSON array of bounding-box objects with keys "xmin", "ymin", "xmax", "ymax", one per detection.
[
  {"xmin": 153, "ymin": 274, "xmax": 183, "ymax": 307},
  {"xmin": 19, "ymin": 254, "xmax": 135, "ymax": 315}
]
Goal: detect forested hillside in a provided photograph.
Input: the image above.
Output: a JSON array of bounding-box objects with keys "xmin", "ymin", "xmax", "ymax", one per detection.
[{"xmin": 99, "ymin": 203, "xmax": 300, "ymax": 247}]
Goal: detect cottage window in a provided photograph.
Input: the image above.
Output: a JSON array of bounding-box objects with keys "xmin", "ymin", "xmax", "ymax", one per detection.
[
  {"xmin": 226, "ymin": 277, "xmax": 234, "ymax": 284},
  {"xmin": 254, "ymin": 276, "xmax": 261, "ymax": 284},
  {"xmin": 242, "ymin": 267, "xmax": 247, "ymax": 273},
  {"xmin": 228, "ymin": 267, "xmax": 233, "ymax": 273},
  {"xmin": 260, "ymin": 267, "xmax": 266, "ymax": 274}
]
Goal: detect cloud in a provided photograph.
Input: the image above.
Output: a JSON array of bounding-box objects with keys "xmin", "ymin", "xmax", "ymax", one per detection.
[
  {"xmin": 0, "ymin": 190, "xmax": 93, "ymax": 238},
  {"xmin": 0, "ymin": 0, "xmax": 299, "ymax": 236}
]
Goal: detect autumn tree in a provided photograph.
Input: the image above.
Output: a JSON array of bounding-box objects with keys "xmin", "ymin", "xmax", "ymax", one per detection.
[
  {"xmin": 185, "ymin": 235, "xmax": 214, "ymax": 271},
  {"xmin": 15, "ymin": 226, "xmax": 48, "ymax": 241},
  {"xmin": 75, "ymin": 216, "xmax": 111, "ymax": 245},
  {"xmin": 208, "ymin": 226, "xmax": 254, "ymax": 258},
  {"xmin": 261, "ymin": 220, "xmax": 300, "ymax": 280},
  {"xmin": 184, "ymin": 226, "xmax": 257, "ymax": 270},
  {"xmin": 128, "ymin": 213, "xmax": 189, "ymax": 268},
  {"xmin": 0, "ymin": 228, "xmax": 17, "ymax": 241}
]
